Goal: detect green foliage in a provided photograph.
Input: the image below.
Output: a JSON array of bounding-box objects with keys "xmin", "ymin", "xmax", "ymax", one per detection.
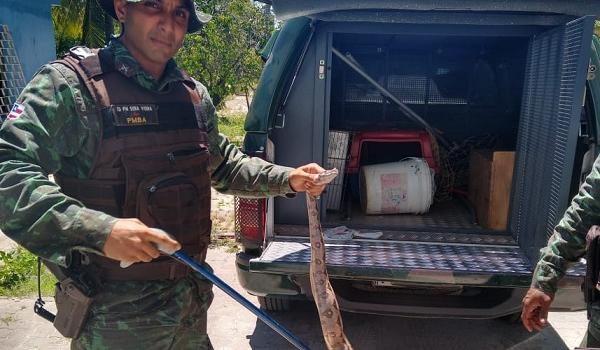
[
  {"xmin": 52, "ymin": 0, "xmax": 112, "ymax": 56},
  {"xmin": 81, "ymin": 0, "xmax": 111, "ymax": 49},
  {"xmin": 0, "ymin": 248, "xmax": 37, "ymax": 289},
  {"xmin": 217, "ymin": 112, "xmax": 246, "ymax": 146},
  {"xmin": 52, "ymin": 0, "xmax": 84, "ymax": 55},
  {"xmin": 52, "ymin": 0, "xmax": 273, "ymax": 107},
  {"xmin": 0, "ymin": 248, "xmax": 56, "ymax": 297},
  {"xmin": 177, "ymin": 0, "xmax": 274, "ymax": 108},
  {"xmin": 209, "ymin": 234, "xmax": 239, "ymax": 253}
]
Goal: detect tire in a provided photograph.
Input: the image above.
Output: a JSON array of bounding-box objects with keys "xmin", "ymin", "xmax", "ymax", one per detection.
[{"xmin": 258, "ymin": 296, "xmax": 291, "ymax": 312}]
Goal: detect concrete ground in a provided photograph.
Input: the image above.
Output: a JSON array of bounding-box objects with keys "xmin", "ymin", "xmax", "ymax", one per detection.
[{"xmin": 0, "ymin": 246, "xmax": 590, "ymax": 350}]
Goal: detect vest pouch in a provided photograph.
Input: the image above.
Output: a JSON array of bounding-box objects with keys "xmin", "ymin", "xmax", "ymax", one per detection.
[
  {"xmin": 53, "ymin": 277, "xmax": 93, "ymax": 339},
  {"xmin": 165, "ymin": 144, "xmax": 210, "ymax": 180},
  {"xmin": 121, "ymin": 144, "xmax": 209, "ymax": 216},
  {"xmin": 121, "ymin": 145, "xmax": 212, "ymax": 254},
  {"xmin": 136, "ymin": 172, "xmax": 203, "ymax": 238},
  {"xmin": 124, "ymin": 143, "xmax": 209, "ymax": 176}
]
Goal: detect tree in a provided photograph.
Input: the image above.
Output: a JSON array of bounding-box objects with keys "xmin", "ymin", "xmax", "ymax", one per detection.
[
  {"xmin": 51, "ymin": 0, "xmax": 274, "ymax": 108},
  {"xmin": 52, "ymin": 0, "xmax": 112, "ymax": 57},
  {"xmin": 177, "ymin": 0, "xmax": 274, "ymax": 108}
]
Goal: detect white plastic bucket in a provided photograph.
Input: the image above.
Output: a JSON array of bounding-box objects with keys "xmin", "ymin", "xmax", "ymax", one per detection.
[{"xmin": 359, "ymin": 158, "xmax": 435, "ymax": 215}]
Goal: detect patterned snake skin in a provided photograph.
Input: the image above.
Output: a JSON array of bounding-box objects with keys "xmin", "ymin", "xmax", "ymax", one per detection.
[{"xmin": 306, "ymin": 169, "xmax": 353, "ymax": 350}]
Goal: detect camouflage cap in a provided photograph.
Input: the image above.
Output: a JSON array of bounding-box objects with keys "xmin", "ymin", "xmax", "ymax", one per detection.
[{"xmin": 99, "ymin": 0, "xmax": 212, "ymax": 33}]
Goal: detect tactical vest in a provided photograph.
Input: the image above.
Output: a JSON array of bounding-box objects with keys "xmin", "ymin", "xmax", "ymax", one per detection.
[{"xmin": 53, "ymin": 47, "xmax": 212, "ymax": 281}]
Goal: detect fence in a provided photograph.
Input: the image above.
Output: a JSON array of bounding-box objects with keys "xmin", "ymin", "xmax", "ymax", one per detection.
[{"xmin": 0, "ymin": 24, "xmax": 26, "ymax": 123}]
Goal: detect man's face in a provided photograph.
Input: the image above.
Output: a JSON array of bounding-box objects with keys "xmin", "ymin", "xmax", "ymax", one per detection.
[{"xmin": 115, "ymin": 0, "xmax": 189, "ymax": 67}]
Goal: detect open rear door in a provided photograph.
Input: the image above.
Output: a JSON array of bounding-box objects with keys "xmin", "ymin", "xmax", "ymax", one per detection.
[{"xmin": 510, "ymin": 16, "xmax": 595, "ymax": 261}]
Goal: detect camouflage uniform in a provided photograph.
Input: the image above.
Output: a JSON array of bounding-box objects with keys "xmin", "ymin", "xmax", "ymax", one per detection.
[
  {"xmin": 0, "ymin": 39, "xmax": 295, "ymax": 349},
  {"xmin": 532, "ymin": 154, "xmax": 600, "ymax": 346}
]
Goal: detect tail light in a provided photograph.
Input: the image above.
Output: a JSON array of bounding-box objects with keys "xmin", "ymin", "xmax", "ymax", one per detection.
[
  {"xmin": 234, "ymin": 139, "xmax": 274, "ymax": 249},
  {"xmin": 234, "ymin": 197, "xmax": 266, "ymax": 248}
]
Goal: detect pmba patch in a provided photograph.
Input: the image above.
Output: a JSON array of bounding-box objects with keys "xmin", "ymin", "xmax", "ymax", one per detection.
[
  {"xmin": 7, "ymin": 103, "xmax": 25, "ymax": 120},
  {"xmin": 110, "ymin": 104, "xmax": 159, "ymax": 127}
]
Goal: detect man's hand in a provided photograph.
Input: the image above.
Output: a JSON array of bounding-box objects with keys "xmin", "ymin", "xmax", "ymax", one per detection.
[
  {"xmin": 103, "ymin": 218, "xmax": 181, "ymax": 264},
  {"xmin": 289, "ymin": 163, "xmax": 327, "ymax": 197},
  {"xmin": 521, "ymin": 287, "xmax": 554, "ymax": 332}
]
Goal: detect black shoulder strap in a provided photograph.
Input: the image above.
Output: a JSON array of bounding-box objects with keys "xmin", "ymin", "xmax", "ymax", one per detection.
[{"xmin": 52, "ymin": 47, "xmax": 113, "ymax": 108}]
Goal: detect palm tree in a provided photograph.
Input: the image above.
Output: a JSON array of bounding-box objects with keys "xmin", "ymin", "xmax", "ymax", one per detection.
[{"xmin": 52, "ymin": 0, "xmax": 113, "ymax": 56}]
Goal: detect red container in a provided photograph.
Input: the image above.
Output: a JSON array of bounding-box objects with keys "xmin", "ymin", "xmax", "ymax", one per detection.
[{"xmin": 347, "ymin": 130, "xmax": 438, "ymax": 174}]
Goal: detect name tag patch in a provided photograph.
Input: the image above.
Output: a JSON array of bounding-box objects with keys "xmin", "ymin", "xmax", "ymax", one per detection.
[{"xmin": 110, "ymin": 104, "xmax": 159, "ymax": 126}]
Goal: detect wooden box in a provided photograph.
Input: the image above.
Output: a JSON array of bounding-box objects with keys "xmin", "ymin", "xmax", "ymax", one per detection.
[{"xmin": 468, "ymin": 150, "xmax": 515, "ymax": 230}]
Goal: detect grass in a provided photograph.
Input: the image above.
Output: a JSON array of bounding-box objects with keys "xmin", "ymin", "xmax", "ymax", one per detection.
[
  {"xmin": 217, "ymin": 112, "xmax": 246, "ymax": 147},
  {"xmin": 0, "ymin": 248, "xmax": 56, "ymax": 297},
  {"xmin": 210, "ymin": 202, "xmax": 239, "ymax": 254},
  {"xmin": 212, "ymin": 98, "xmax": 247, "ymax": 254},
  {"xmin": 214, "ymin": 101, "xmax": 249, "ymax": 254},
  {"xmin": 210, "ymin": 235, "xmax": 240, "ymax": 253}
]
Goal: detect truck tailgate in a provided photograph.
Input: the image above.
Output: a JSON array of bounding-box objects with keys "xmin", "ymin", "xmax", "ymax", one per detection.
[{"xmin": 250, "ymin": 237, "xmax": 585, "ymax": 288}]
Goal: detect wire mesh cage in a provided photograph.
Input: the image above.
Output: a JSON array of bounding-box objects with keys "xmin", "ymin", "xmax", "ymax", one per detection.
[
  {"xmin": 0, "ymin": 25, "xmax": 26, "ymax": 123},
  {"xmin": 325, "ymin": 131, "xmax": 350, "ymax": 211}
]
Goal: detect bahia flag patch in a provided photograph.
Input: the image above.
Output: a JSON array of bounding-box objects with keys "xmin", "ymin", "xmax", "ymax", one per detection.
[{"xmin": 7, "ymin": 103, "xmax": 25, "ymax": 120}]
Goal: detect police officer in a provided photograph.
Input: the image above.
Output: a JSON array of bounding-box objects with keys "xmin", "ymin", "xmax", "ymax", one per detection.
[
  {"xmin": 522, "ymin": 155, "xmax": 600, "ymax": 347},
  {"xmin": 0, "ymin": 0, "xmax": 328, "ymax": 348}
]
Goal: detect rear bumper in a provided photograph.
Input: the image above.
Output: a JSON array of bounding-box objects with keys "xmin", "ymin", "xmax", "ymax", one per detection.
[
  {"xmin": 236, "ymin": 238, "xmax": 586, "ymax": 317},
  {"xmin": 237, "ymin": 252, "xmax": 530, "ymax": 318},
  {"xmin": 319, "ymin": 278, "xmax": 530, "ymax": 319},
  {"xmin": 236, "ymin": 252, "xmax": 301, "ymax": 297}
]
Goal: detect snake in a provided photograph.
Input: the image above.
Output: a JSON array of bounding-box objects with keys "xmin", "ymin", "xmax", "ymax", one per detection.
[{"xmin": 306, "ymin": 169, "xmax": 353, "ymax": 350}]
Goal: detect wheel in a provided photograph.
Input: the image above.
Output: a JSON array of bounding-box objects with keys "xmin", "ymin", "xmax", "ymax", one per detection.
[{"xmin": 258, "ymin": 296, "xmax": 291, "ymax": 312}]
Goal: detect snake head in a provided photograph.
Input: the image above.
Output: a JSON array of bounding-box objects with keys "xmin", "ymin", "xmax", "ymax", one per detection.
[{"xmin": 314, "ymin": 168, "xmax": 339, "ymax": 186}]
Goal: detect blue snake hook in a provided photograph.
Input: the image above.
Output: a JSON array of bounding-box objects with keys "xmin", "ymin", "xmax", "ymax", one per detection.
[{"xmin": 170, "ymin": 250, "xmax": 310, "ymax": 350}]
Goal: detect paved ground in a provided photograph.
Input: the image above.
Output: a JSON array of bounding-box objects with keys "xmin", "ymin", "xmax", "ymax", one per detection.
[
  {"xmin": 0, "ymin": 231, "xmax": 17, "ymax": 251},
  {"xmin": 0, "ymin": 245, "xmax": 590, "ymax": 350}
]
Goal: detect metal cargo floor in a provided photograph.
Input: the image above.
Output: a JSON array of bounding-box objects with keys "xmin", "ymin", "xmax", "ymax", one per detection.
[
  {"xmin": 325, "ymin": 199, "xmax": 481, "ymax": 231},
  {"xmin": 274, "ymin": 225, "xmax": 516, "ymax": 245},
  {"xmin": 250, "ymin": 237, "xmax": 585, "ymax": 288}
]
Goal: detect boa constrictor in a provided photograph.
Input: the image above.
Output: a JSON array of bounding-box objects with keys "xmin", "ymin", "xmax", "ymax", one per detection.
[{"xmin": 306, "ymin": 169, "xmax": 353, "ymax": 350}]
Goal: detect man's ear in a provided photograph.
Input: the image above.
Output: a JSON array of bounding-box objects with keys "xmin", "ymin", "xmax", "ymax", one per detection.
[{"xmin": 114, "ymin": 0, "xmax": 128, "ymax": 23}]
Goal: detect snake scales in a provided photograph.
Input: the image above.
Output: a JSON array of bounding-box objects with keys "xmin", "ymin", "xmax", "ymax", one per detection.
[{"xmin": 306, "ymin": 169, "xmax": 353, "ymax": 350}]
